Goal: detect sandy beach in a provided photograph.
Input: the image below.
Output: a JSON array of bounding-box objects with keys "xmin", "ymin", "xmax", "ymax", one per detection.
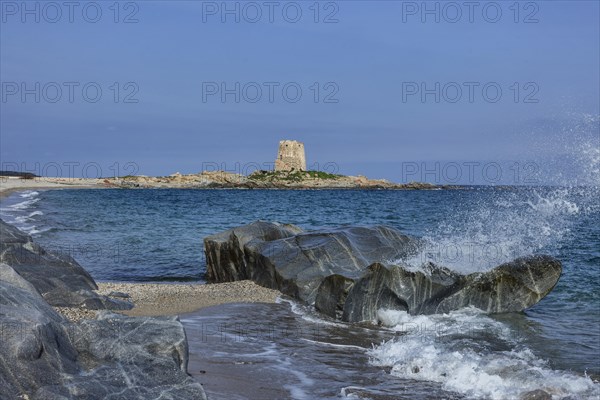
[
  {"xmin": 0, "ymin": 176, "xmax": 106, "ymax": 198},
  {"xmin": 53, "ymin": 280, "xmax": 281, "ymax": 321},
  {"xmin": 100, "ymin": 280, "xmax": 280, "ymax": 315}
]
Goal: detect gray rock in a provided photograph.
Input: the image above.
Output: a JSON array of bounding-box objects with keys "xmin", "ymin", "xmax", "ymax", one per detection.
[
  {"xmin": 204, "ymin": 222, "xmax": 562, "ymax": 322},
  {"xmin": 341, "ymin": 256, "xmax": 562, "ymax": 322},
  {"xmin": 207, "ymin": 223, "xmax": 418, "ymax": 304},
  {"xmin": 315, "ymin": 274, "xmax": 354, "ymax": 319},
  {"xmin": 0, "ymin": 263, "xmax": 206, "ymax": 400},
  {"xmin": 58, "ymin": 312, "xmax": 206, "ymax": 400},
  {"xmin": 0, "ymin": 218, "xmax": 132, "ymax": 310},
  {"xmin": 0, "ymin": 265, "xmax": 79, "ymax": 398},
  {"xmin": 204, "ymin": 220, "xmax": 303, "ymax": 282}
]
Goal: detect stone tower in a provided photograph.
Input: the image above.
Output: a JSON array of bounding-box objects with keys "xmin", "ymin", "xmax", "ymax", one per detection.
[{"xmin": 274, "ymin": 140, "xmax": 306, "ymax": 172}]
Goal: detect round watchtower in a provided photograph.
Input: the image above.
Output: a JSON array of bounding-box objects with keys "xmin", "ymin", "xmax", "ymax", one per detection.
[{"xmin": 274, "ymin": 140, "xmax": 306, "ymax": 171}]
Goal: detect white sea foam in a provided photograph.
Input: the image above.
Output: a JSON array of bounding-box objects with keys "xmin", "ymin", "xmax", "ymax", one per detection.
[
  {"xmin": 21, "ymin": 226, "xmax": 51, "ymax": 236},
  {"xmin": 19, "ymin": 191, "xmax": 39, "ymax": 198},
  {"xmin": 14, "ymin": 210, "xmax": 44, "ymax": 223},
  {"xmin": 277, "ymin": 297, "xmax": 347, "ymax": 328},
  {"xmin": 300, "ymin": 337, "xmax": 366, "ymax": 351},
  {"xmin": 275, "ymin": 356, "xmax": 316, "ymax": 400},
  {"xmin": 9, "ymin": 197, "xmax": 41, "ymax": 210},
  {"xmin": 369, "ymin": 308, "xmax": 600, "ymax": 400},
  {"xmin": 0, "ymin": 190, "xmax": 48, "ymax": 235}
]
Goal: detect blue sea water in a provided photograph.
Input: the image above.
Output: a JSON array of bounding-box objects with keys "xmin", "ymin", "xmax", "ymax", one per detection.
[{"xmin": 1, "ymin": 186, "xmax": 599, "ymax": 399}]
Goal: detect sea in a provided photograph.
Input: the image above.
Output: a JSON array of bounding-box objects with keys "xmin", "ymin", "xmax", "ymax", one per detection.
[{"xmin": 1, "ymin": 184, "xmax": 599, "ymax": 399}]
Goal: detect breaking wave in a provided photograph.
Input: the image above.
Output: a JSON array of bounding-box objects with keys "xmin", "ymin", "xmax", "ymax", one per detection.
[{"xmin": 369, "ymin": 308, "xmax": 600, "ymax": 399}]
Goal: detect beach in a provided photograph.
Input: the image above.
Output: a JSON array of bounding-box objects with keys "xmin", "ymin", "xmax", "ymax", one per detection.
[
  {"xmin": 54, "ymin": 280, "xmax": 281, "ymax": 321},
  {"xmin": 0, "ymin": 176, "xmax": 105, "ymax": 199}
]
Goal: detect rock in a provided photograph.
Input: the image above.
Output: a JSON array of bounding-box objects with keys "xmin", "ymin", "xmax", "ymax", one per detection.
[
  {"xmin": 0, "ymin": 218, "xmax": 132, "ymax": 310},
  {"xmin": 0, "ymin": 263, "xmax": 207, "ymax": 399},
  {"xmin": 204, "ymin": 220, "xmax": 303, "ymax": 282},
  {"xmin": 204, "ymin": 222, "xmax": 562, "ymax": 322},
  {"xmin": 205, "ymin": 222, "xmax": 418, "ymax": 304},
  {"xmin": 229, "ymin": 224, "xmax": 416, "ymax": 305},
  {"xmin": 342, "ymin": 256, "xmax": 561, "ymax": 322},
  {"xmin": 315, "ymin": 274, "xmax": 354, "ymax": 319},
  {"xmin": 60, "ymin": 312, "xmax": 206, "ymax": 400},
  {"xmin": 430, "ymin": 255, "xmax": 562, "ymax": 314},
  {"xmin": 0, "ymin": 264, "xmax": 79, "ymax": 398},
  {"xmin": 109, "ymin": 169, "xmax": 445, "ymax": 190}
]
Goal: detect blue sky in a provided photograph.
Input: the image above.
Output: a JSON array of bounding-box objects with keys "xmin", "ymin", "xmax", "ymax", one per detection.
[{"xmin": 1, "ymin": 1, "xmax": 598, "ymax": 184}]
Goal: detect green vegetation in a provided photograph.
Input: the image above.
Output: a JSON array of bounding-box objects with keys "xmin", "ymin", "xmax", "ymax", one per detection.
[{"xmin": 249, "ymin": 170, "xmax": 342, "ymax": 182}]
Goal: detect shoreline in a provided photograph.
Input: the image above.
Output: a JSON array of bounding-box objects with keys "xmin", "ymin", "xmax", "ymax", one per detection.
[{"xmin": 0, "ymin": 177, "xmax": 106, "ymax": 199}]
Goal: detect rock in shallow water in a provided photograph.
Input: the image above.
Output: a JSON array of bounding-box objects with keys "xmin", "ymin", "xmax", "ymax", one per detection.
[
  {"xmin": 204, "ymin": 221, "xmax": 562, "ymax": 322},
  {"xmin": 341, "ymin": 255, "xmax": 562, "ymax": 322}
]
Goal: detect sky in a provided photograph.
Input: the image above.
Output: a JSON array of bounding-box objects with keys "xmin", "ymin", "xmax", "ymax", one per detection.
[{"xmin": 1, "ymin": 0, "xmax": 599, "ymax": 185}]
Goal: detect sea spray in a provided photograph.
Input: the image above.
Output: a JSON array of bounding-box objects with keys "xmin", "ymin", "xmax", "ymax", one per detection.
[
  {"xmin": 402, "ymin": 115, "xmax": 599, "ymax": 274},
  {"xmin": 401, "ymin": 187, "xmax": 582, "ymax": 273},
  {"xmin": 378, "ymin": 115, "xmax": 600, "ymax": 399}
]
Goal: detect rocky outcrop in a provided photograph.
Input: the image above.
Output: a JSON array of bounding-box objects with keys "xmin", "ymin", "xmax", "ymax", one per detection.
[
  {"xmin": 340, "ymin": 256, "xmax": 562, "ymax": 322},
  {"xmin": 204, "ymin": 221, "xmax": 303, "ymax": 282},
  {"xmin": 0, "ymin": 264, "xmax": 206, "ymax": 399},
  {"xmin": 205, "ymin": 222, "xmax": 419, "ymax": 300},
  {"xmin": 0, "ymin": 221, "xmax": 207, "ymax": 399},
  {"xmin": 204, "ymin": 222, "xmax": 562, "ymax": 322},
  {"xmin": 0, "ymin": 218, "xmax": 131, "ymax": 310}
]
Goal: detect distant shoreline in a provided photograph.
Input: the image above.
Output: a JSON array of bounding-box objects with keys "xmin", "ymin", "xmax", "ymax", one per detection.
[{"xmin": 0, "ymin": 172, "xmax": 454, "ymax": 197}]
